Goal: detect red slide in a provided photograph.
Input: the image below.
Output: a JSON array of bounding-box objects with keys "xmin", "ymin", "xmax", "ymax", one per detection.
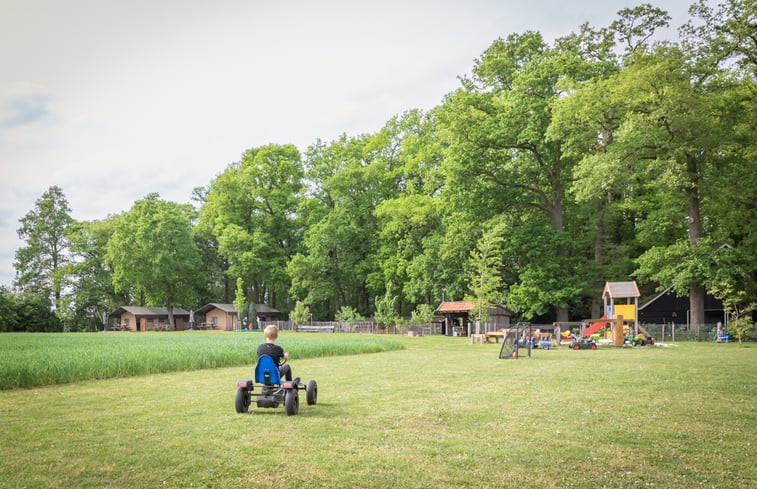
[{"xmin": 584, "ymin": 315, "xmax": 608, "ymax": 337}]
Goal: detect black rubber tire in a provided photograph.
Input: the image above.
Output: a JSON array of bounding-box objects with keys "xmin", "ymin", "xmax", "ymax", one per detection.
[
  {"xmin": 590, "ymin": 343, "xmax": 597, "ymax": 350},
  {"xmin": 285, "ymin": 389, "xmax": 299, "ymax": 416},
  {"xmin": 306, "ymin": 380, "xmax": 318, "ymax": 405},
  {"xmin": 235, "ymin": 388, "xmax": 250, "ymax": 413},
  {"xmin": 573, "ymin": 344, "xmax": 581, "ymax": 350}
]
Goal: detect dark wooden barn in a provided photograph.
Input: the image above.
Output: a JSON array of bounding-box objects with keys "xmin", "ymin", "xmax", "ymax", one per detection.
[{"xmin": 637, "ymin": 287, "xmax": 726, "ymax": 326}]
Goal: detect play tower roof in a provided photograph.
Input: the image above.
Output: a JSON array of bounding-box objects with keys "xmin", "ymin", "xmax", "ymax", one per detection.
[{"xmin": 602, "ymin": 281, "xmax": 640, "ymax": 299}]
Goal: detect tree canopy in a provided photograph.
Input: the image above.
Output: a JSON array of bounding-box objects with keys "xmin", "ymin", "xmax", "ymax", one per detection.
[{"xmin": 8, "ymin": 1, "xmax": 755, "ymax": 332}]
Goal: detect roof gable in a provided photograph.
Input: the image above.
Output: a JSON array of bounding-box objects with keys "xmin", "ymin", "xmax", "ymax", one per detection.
[
  {"xmin": 603, "ymin": 281, "xmax": 640, "ymax": 299},
  {"xmin": 110, "ymin": 306, "xmax": 190, "ymax": 317},
  {"xmin": 437, "ymin": 301, "xmax": 475, "ymax": 313},
  {"xmin": 195, "ymin": 303, "xmax": 280, "ymax": 315}
]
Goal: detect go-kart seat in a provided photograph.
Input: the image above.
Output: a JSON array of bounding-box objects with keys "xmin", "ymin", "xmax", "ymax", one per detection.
[{"xmin": 255, "ymin": 355, "xmax": 281, "ymax": 385}]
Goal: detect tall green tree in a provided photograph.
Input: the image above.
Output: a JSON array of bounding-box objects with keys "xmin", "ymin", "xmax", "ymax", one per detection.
[
  {"xmin": 682, "ymin": 0, "xmax": 757, "ymax": 80},
  {"xmin": 465, "ymin": 224, "xmax": 505, "ymax": 334},
  {"xmin": 597, "ymin": 44, "xmax": 752, "ymax": 328},
  {"xmin": 0, "ymin": 286, "xmax": 19, "ymax": 332},
  {"xmin": 233, "ymin": 277, "xmax": 245, "ymax": 325},
  {"xmin": 374, "ymin": 109, "xmax": 447, "ymax": 310},
  {"xmin": 14, "ymin": 185, "xmax": 73, "ymax": 313},
  {"xmin": 191, "ymin": 185, "xmax": 231, "ymax": 305},
  {"xmin": 289, "ymin": 121, "xmax": 407, "ymax": 318},
  {"xmin": 439, "ymin": 31, "xmax": 593, "ymax": 322},
  {"xmin": 106, "ymin": 194, "xmax": 201, "ymax": 329},
  {"xmin": 200, "ymin": 144, "xmax": 304, "ymax": 309},
  {"xmin": 547, "ymin": 6, "xmax": 670, "ymax": 316},
  {"xmin": 64, "ymin": 216, "xmax": 125, "ymax": 330}
]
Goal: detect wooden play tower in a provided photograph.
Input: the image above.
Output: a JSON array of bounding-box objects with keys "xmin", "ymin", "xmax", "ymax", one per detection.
[{"xmin": 603, "ymin": 281, "xmax": 641, "ymax": 344}]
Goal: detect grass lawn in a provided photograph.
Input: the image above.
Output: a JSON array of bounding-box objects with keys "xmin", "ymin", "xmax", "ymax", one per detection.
[{"xmin": 1, "ymin": 335, "xmax": 755, "ymax": 488}]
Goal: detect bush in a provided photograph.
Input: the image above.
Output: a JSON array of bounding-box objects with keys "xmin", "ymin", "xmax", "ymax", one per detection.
[
  {"xmin": 290, "ymin": 300, "xmax": 310, "ymax": 326},
  {"xmin": 410, "ymin": 304, "xmax": 435, "ymax": 326},
  {"xmin": 335, "ymin": 305, "xmax": 363, "ymax": 323},
  {"xmin": 730, "ymin": 315, "xmax": 755, "ymax": 345}
]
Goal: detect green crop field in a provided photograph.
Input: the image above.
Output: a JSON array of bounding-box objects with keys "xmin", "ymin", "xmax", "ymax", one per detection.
[
  {"xmin": 1, "ymin": 335, "xmax": 755, "ymax": 488},
  {"xmin": 0, "ymin": 332, "xmax": 404, "ymax": 389}
]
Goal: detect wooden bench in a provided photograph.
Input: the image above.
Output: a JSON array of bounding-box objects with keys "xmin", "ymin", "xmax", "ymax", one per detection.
[
  {"xmin": 297, "ymin": 325, "xmax": 335, "ymax": 333},
  {"xmin": 484, "ymin": 331, "xmax": 505, "ymax": 343}
]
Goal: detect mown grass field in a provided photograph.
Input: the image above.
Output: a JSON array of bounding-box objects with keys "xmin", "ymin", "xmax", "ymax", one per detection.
[{"xmin": 1, "ymin": 334, "xmax": 755, "ymax": 488}]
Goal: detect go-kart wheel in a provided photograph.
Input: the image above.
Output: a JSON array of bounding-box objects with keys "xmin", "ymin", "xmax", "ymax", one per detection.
[
  {"xmin": 590, "ymin": 343, "xmax": 597, "ymax": 350},
  {"xmin": 573, "ymin": 344, "xmax": 581, "ymax": 350},
  {"xmin": 235, "ymin": 387, "xmax": 251, "ymax": 413},
  {"xmin": 285, "ymin": 389, "xmax": 299, "ymax": 416},
  {"xmin": 306, "ymin": 380, "xmax": 318, "ymax": 405}
]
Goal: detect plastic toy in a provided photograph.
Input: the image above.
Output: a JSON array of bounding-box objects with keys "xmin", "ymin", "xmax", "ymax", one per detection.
[
  {"xmin": 235, "ymin": 355, "xmax": 318, "ymax": 416},
  {"xmin": 627, "ymin": 333, "xmax": 655, "ymax": 347},
  {"xmin": 568, "ymin": 335, "xmax": 597, "ymax": 350}
]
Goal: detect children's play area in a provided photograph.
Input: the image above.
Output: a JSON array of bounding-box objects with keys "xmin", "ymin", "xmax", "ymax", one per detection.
[{"xmin": 497, "ymin": 281, "xmax": 659, "ymax": 359}]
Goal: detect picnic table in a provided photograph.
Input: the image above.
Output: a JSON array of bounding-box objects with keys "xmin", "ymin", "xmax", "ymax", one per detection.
[{"xmin": 484, "ymin": 330, "xmax": 506, "ymax": 343}]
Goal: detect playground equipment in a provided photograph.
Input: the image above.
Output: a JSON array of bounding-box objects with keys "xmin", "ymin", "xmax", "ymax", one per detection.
[
  {"xmin": 578, "ymin": 316, "xmax": 625, "ymax": 347},
  {"xmin": 603, "ymin": 281, "xmax": 641, "ymax": 336}
]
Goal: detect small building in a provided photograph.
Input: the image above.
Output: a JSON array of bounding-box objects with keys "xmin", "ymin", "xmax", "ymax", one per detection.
[
  {"xmin": 196, "ymin": 303, "xmax": 238, "ymax": 330},
  {"xmin": 637, "ymin": 287, "xmax": 727, "ymax": 327},
  {"xmin": 195, "ymin": 303, "xmax": 281, "ymax": 331},
  {"xmin": 436, "ymin": 301, "xmax": 511, "ymax": 336},
  {"xmin": 108, "ymin": 306, "xmax": 191, "ymax": 331}
]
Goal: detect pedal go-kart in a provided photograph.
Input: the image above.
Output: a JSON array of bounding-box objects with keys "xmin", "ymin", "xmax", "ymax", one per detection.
[
  {"xmin": 235, "ymin": 355, "xmax": 317, "ymax": 416},
  {"xmin": 568, "ymin": 335, "xmax": 598, "ymax": 350}
]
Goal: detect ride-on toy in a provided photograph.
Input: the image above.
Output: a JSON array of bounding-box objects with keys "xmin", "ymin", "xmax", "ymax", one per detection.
[
  {"xmin": 235, "ymin": 355, "xmax": 317, "ymax": 416},
  {"xmin": 569, "ymin": 335, "xmax": 597, "ymax": 350}
]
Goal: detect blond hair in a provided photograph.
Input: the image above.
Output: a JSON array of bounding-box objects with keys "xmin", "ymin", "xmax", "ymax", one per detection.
[{"xmin": 263, "ymin": 325, "xmax": 279, "ymax": 341}]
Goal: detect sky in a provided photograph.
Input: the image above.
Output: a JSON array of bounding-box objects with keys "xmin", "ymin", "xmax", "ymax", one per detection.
[{"xmin": 0, "ymin": 0, "xmax": 701, "ymax": 288}]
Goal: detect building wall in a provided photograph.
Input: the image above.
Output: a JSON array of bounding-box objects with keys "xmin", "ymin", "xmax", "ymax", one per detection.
[
  {"xmin": 206, "ymin": 308, "xmax": 237, "ymax": 330},
  {"xmin": 118, "ymin": 312, "xmax": 137, "ymax": 331},
  {"xmin": 115, "ymin": 312, "xmax": 190, "ymax": 331}
]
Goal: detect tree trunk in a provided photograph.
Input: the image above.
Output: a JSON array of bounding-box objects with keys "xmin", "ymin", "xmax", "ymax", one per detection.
[
  {"xmin": 686, "ymin": 157, "xmax": 705, "ymax": 332},
  {"xmin": 591, "ymin": 203, "xmax": 606, "ymax": 319},
  {"xmin": 689, "ymin": 282, "xmax": 705, "ymax": 336},
  {"xmin": 167, "ymin": 304, "xmax": 175, "ymax": 330},
  {"xmin": 551, "ymin": 183, "xmax": 569, "ymax": 323},
  {"xmin": 556, "ymin": 307, "xmax": 569, "ymax": 323}
]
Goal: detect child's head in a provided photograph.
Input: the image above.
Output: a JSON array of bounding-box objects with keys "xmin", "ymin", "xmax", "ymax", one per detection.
[{"xmin": 263, "ymin": 325, "xmax": 279, "ymax": 341}]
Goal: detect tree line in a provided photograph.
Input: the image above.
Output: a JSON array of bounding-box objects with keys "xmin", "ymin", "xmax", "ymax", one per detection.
[{"xmin": 3, "ymin": 1, "xmax": 755, "ymax": 332}]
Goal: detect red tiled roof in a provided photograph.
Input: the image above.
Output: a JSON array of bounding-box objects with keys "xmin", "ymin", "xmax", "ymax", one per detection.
[{"xmin": 437, "ymin": 301, "xmax": 476, "ymax": 313}]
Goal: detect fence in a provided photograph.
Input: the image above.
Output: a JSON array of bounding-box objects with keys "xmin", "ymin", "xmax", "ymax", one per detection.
[
  {"xmin": 258, "ymin": 320, "xmax": 445, "ymax": 335},
  {"xmin": 253, "ymin": 320, "xmax": 744, "ymax": 341},
  {"xmin": 642, "ymin": 323, "xmax": 729, "ymax": 342}
]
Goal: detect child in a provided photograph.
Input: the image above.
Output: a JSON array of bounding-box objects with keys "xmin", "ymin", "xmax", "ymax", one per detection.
[{"xmin": 257, "ymin": 325, "xmax": 292, "ymax": 381}]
